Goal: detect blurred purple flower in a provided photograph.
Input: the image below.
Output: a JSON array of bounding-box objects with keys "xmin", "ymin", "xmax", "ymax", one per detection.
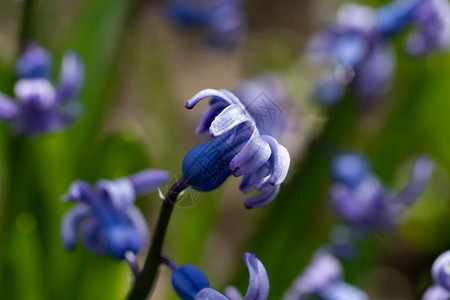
[
  {"xmin": 330, "ymin": 153, "xmax": 433, "ymax": 231},
  {"xmin": 0, "ymin": 43, "xmax": 84, "ymax": 135},
  {"xmin": 309, "ymin": 0, "xmax": 450, "ymax": 105},
  {"xmin": 61, "ymin": 169, "xmax": 170, "ymax": 260},
  {"xmin": 182, "ymin": 89, "xmax": 290, "ymax": 209},
  {"xmin": 423, "ymin": 250, "xmax": 450, "ymax": 299},
  {"xmin": 283, "ymin": 250, "xmax": 368, "ymax": 300},
  {"xmin": 166, "ymin": 0, "xmax": 245, "ymax": 48},
  {"xmin": 308, "ymin": 4, "xmax": 395, "ymax": 104}
]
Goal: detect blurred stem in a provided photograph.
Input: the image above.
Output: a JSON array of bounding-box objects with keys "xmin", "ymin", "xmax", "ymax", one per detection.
[
  {"xmin": 19, "ymin": 0, "xmax": 34, "ymax": 53},
  {"xmin": 128, "ymin": 177, "xmax": 190, "ymax": 300}
]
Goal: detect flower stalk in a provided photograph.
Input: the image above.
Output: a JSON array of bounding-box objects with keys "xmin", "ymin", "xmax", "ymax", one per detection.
[{"xmin": 128, "ymin": 177, "xmax": 190, "ymax": 300}]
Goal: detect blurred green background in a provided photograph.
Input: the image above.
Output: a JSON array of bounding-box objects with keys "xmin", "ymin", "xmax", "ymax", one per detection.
[{"xmin": 0, "ymin": 0, "xmax": 449, "ymax": 299}]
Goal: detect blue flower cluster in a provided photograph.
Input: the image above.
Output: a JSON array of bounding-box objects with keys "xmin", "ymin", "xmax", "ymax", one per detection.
[
  {"xmin": 328, "ymin": 152, "xmax": 433, "ymax": 259},
  {"xmin": 309, "ymin": 0, "xmax": 450, "ymax": 105}
]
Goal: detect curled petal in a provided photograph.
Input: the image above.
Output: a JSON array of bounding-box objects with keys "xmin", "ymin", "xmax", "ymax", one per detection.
[
  {"xmin": 63, "ymin": 181, "xmax": 94, "ymax": 203},
  {"xmin": 224, "ymin": 286, "xmax": 244, "ymax": 300},
  {"xmin": 196, "ymin": 101, "xmax": 228, "ymax": 134},
  {"xmin": 61, "ymin": 204, "xmax": 91, "ymax": 251},
  {"xmin": 210, "ymin": 104, "xmax": 251, "ymax": 137},
  {"xmin": 0, "ymin": 92, "xmax": 19, "ymax": 120},
  {"xmin": 196, "ymin": 288, "xmax": 229, "ymax": 300},
  {"xmin": 129, "ymin": 169, "xmax": 171, "ymax": 197},
  {"xmin": 186, "ymin": 89, "xmax": 237, "ymax": 109},
  {"xmin": 395, "ymin": 155, "xmax": 433, "ymax": 206},
  {"xmin": 230, "ymin": 131, "xmax": 271, "ymax": 177},
  {"xmin": 261, "ymin": 135, "xmax": 290, "ymax": 185},
  {"xmin": 55, "ymin": 51, "xmax": 84, "ymax": 102},
  {"xmin": 242, "ymin": 252, "xmax": 269, "ymax": 300},
  {"xmin": 239, "ymin": 164, "xmax": 270, "ymax": 194},
  {"xmin": 244, "ymin": 185, "xmax": 280, "ymax": 209}
]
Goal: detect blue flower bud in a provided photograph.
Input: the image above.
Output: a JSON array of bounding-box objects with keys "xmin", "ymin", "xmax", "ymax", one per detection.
[
  {"xmin": 182, "ymin": 131, "xmax": 243, "ymax": 191},
  {"xmin": 15, "ymin": 43, "xmax": 53, "ymax": 79},
  {"xmin": 171, "ymin": 265, "xmax": 210, "ymax": 300}
]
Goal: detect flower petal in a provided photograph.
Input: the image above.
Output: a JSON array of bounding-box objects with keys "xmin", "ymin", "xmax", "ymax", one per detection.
[
  {"xmin": 395, "ymin": 155, "xmax": 433, "ymax": 206},
  {"xmin": 261, "ymin": 135, "xmax": 290, "ymax": 185},
  {"xmin": 196, "ymin": 101, "xmax": 228, "ymax": 134},
  {"xmin": 126, "ymin": 206, "xmax": 150, "ymax": 247},
  {"xmin": 0, "ymin": 92, "xmax": 19, "ymax": 120},
  {"xmin": 242, "ymin": 252, "xmax": 269, "ymax": 300},
  {"xmin": 422, "ymin": 285, "xmax": 450, "ymax": 300},
  {"xmin": 81, "ymin": 217, "xmax": 106, "ymax": 256},
  {"xmin": 224, "ymin": 286, "xmax": 243, "ymax": 300},
  {"xmin": 210, "ymin": 104, "xmax": 251, "ymax": 137},
  {"xmin": 239, "ymin": 164, "xmax": 270, "ymax": 194},
  {"xmin": 129, "ymin": 169, "xmax": 171, "ymax": 197},
  {"xmin": 196, "ymin": 288, "xmax": 229, "ymax": 300},
  {"xmin": 185, "ymin": 89, "xmax": 236, "ymax": 109},
  {"xmin": 230, "ymin": 131, "xmax": 271, "ymax": 177},
  {"xmin": 244, "ymin": 185, "xmax": 280, "ymax": 209},
  {"xmin": 283, "ymin": 250, "xmax": 342, "ymax": 300},
  {"xmin": 97, "ymin": 178, "xmax": 136, "ymax": 209},
  {"xmin": 55, "ymin": 51, "xmax": 84, "ymax": 102},
  {"xmin": 61, "ymin": 204, "xmax": 91, "ymax": 251}
]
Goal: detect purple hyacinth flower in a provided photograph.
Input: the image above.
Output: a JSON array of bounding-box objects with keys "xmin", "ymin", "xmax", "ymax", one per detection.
[
  {"xmin": 0, "ymin": 44, "xmax": 84, "ymax": 136},
  {"xmin": 329, "ymin": 153, "xmax": 433, "ymax": 231},
  {"xmin": 422, "ymin": 285, "xmax": 450, "ymax": 300},
  {"xmin": 404, "ymin": 0, "xmax": 450, "ymax": 56},
  {"xmin": 308, "ymin": 3, "xmax": 397, "ymax": 104},
  {"xmin": 182, "ymin": 89, "xmax": 290, "ymax": 209},
  {"xmin": 61, "ymin": 169, "xmax": 170, "ymax": 260},
  {"xmin": 195, "ymin": 253, "xmax": 269, "ymax": 300},
  {"xmin": 166, "ymin": 0, "xmax": 245, "ymax": 49}
]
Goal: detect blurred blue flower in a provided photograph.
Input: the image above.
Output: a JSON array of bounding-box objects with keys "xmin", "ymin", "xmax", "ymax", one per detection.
[
  {"xmin": 308, "ymin": 4, "xmax": 396, "ymax": 104},
  {"xmin": 61, "ymin": 169, "xmax": 170, "ymax": 260},
  {"xmin": 330, "ymin": 153, "xmax": 433, "ymax": 231},
  {"xmin": 166, "ymin": 0, "xmax": 245, "ymax": 48},
  {"xmin": 423, "ymin": 250, "xmax": 450, "ymax": 300},
  {"xmin": 283, "ymin": 250, "xmax": 368, "ymax": 300},
  {"xmin": 309, "ymin": 0, "xmax": 450, "ymax": 105},
  {"xmin": 0, "ymin": 43, "xmax": 84, "ymax": 135},
  {"xmin": 171, "ymin": 252, "xmax": 269, "ymax": 300},
  {"xmin": 182, "ymin": 89, "xmax": 290, "ymax": 209}
]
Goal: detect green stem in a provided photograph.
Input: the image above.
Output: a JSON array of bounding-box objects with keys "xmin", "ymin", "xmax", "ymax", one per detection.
[
  {"xmin": 127, "ymin": 177, "xmax": 190, "ymax": 300},
  {"xmin": 19, "ymin": 0, "xmax": 34, "ymax": 52}
]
